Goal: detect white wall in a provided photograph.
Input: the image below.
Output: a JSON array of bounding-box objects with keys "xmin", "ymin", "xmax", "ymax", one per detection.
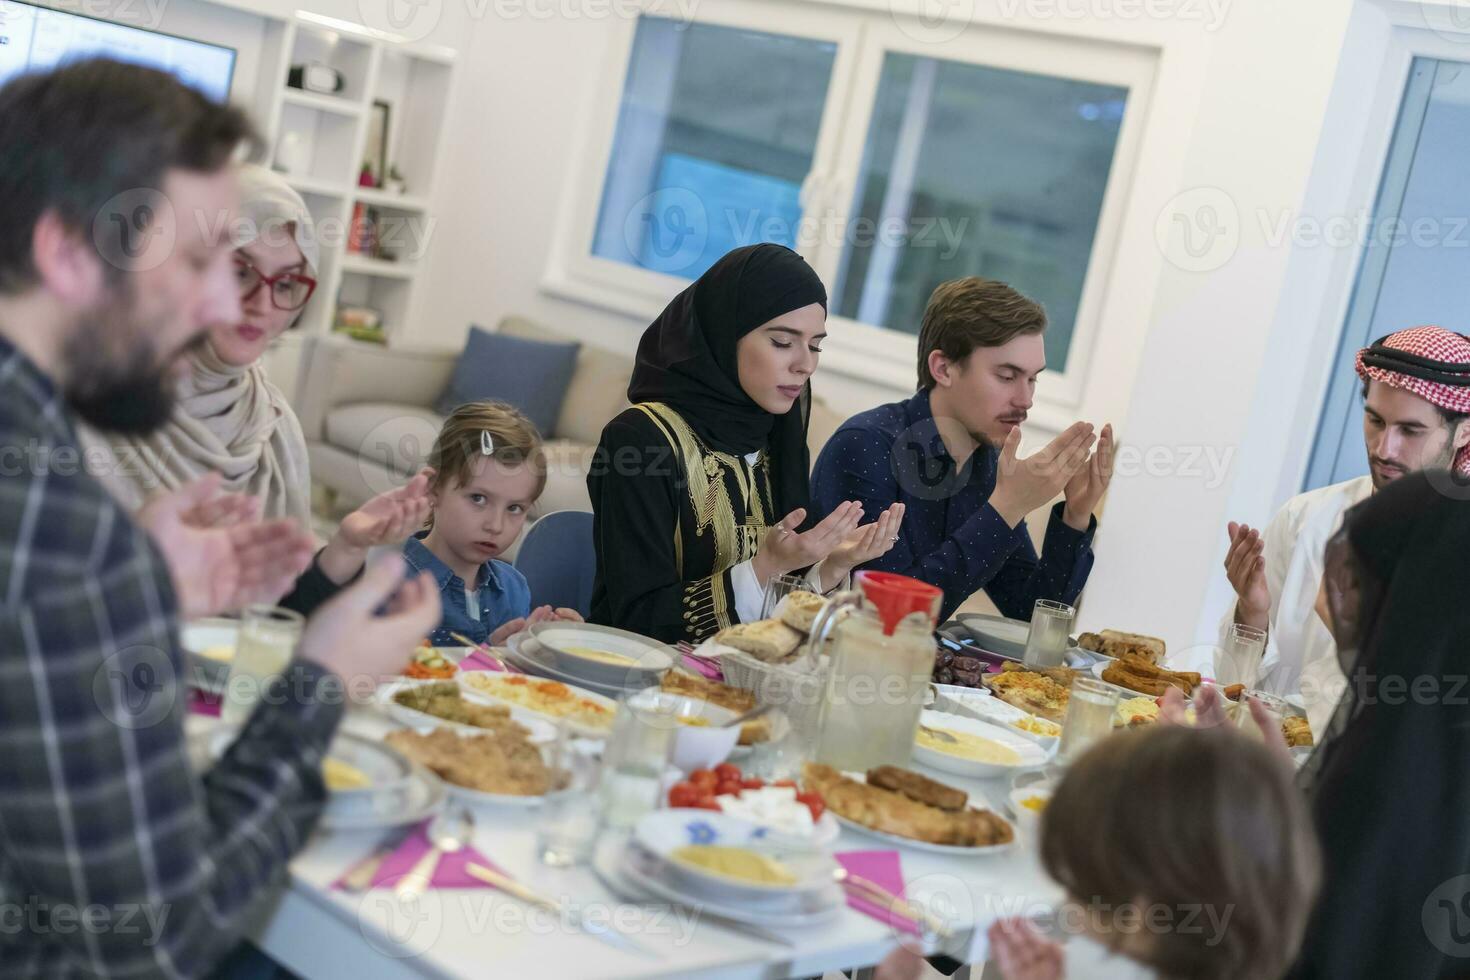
[{"xmin": 416, "ymin": 0, "xmax": 1403, "ymax": 653}]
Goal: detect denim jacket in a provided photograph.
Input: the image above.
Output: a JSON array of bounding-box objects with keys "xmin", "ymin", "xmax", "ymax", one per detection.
[{"xmin": 402, "ymin": 532, "xmax": 531, "ymax": 646}]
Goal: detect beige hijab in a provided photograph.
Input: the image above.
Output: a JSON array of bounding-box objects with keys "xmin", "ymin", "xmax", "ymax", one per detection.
[{"xmin": 82, "ymin": 165, "xmax": 316, "ymax": 525}]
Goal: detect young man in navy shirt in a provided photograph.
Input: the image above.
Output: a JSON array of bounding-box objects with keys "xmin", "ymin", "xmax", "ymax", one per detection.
[{"xmin": 811, "ymin": 277, "xmax": 1114, "ymax": 622}]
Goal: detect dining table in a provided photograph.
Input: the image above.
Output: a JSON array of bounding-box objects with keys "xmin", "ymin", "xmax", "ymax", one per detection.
[{"xmin": 185, "ymin": 699, "xmax": 1064, "ymax": 980}]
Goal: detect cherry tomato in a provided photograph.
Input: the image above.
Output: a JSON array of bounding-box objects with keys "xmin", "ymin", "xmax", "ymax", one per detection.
[
  {"xmin": 668, "ymin": 783, "xmax": 699, "ymax": 808},
  {"xmin": 714, "ymin": 763, "xmax": 742, "ymax": 782},
  {"xmin": 740, "ymin": 777, "xmax": 765, "ymax": 790},
  {"xmin": 690, "ymin": 770, "xmax": 718, "ymax": 791},
  {"xmin": 773, "ymin": 779, "xmax": 797, "ymax": 788},
  {"xmin": 695, "ymin": 793, "xmax": 721, "ymax": 811},
  {"xmin": 717, "ymin": 780, "xmax": 742, "ymax": 798}
]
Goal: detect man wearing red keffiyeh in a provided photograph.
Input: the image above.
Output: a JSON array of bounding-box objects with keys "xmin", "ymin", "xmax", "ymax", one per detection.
[
  {"xmin": 1353, "ymin": 325, "xmax": 1470, "ymax": 485},
  {"xmin": 1215, "ymin": 326, "xmax": 1470, "ymax": 738}
]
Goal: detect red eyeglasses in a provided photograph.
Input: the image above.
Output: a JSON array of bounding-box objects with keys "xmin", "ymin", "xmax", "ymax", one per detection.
[{"xmin": 235, "ymin": 256, "xmax": 317, "ymax": 312}]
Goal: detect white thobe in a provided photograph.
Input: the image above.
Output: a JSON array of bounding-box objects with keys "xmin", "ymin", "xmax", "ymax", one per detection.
[{"xmin": 1217, "ymin": 475, "xmax": 1373, "ymax": 736}]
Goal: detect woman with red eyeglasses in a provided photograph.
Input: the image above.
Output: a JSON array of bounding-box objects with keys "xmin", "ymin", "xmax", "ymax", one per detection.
[{"xmin": 82, "ymin": 164, "xmax": 431, "ymax": 613}]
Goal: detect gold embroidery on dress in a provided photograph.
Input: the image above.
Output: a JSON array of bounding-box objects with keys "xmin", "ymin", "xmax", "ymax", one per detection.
[{"xmin": 633, "ymin": 402, "xmax": 771, "ymax": 637}]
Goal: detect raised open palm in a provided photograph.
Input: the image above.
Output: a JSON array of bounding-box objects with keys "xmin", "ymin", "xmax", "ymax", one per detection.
[{"xmin": 136, "ymin": 474, "xmax": 316, "ymax": 618}]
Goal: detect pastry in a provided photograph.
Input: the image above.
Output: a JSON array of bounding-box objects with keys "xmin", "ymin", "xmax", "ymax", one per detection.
[
  {"xmin": 778, "ymin": 590, "xmax": 827, "ymax": 633},
  {"xmin": 717, "ymin": 619, "xmax": 804, "ymax": 663}
]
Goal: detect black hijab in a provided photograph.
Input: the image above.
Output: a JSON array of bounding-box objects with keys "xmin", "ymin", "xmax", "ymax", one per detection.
[
  {"xmin": 628, "ymin": 244, "xmax": 827, "ymax": 517},
  {"xmin": 1289, "ymin": 472, "xmax": 1470, "ymax": 978}
]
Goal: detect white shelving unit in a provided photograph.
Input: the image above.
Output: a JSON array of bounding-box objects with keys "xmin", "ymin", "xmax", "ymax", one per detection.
[{"xmin": 242, "ymin": 10, "xmax": 457, "ymax": 346}]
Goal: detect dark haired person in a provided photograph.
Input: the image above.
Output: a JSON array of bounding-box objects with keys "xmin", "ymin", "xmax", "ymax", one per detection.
[
  {"xmin": 1219, "ymin": 326, "xmax": 1470, "ymax": 735},
  {"xmin": 0, "ymin": 59, "xmax": 438, "ymax": 974},
  {"xmin": 589, "ymin": 244, "xmax": 902, "ymax": 643},
  {"xmin": 811, "ymin": 277, "xmax": 1113, "ymax": 622},
  {"xmin": 986, "ymin": 724, "xmax": 1321, "ymax": 980}
]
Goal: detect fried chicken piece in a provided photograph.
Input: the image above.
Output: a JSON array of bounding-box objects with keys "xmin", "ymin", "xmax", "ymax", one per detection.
[{"xmin": 866, "ymin": 766, "xmax": 967, "ymax": 812}]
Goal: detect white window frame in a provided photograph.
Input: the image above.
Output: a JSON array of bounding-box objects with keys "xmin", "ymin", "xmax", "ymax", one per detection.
[
  {"xmin": 543, "ymin": 0, "xmax": 1157, "ymax": 424},
  {"xmin": 543, "ymin": 0, "xmax": 864, "ymax": 311}
]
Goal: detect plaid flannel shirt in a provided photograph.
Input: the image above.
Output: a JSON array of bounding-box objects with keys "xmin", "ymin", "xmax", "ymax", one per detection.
[{"xmin": 0, "ymin": 336, "xmax": 346, "ymax": 978}]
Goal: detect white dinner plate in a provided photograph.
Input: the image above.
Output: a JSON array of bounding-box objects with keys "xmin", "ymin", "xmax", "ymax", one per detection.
[
  {"xmin": 504, "ymin": 632, "xmax": 644, "ymax": 697},
  {"xmin": 457, "ymin": 670, "xmax": 618, "ymax": 738},
  {"xmin": 374, "ymin": 677, "xmax": 559, "ymax": 744},
  {"xmin": 528, "ymin": 622, "xmax": 677, "ymax": 687},
  {"xmin": 931, "ymin": 690, "xmax": 1061, "ymax": 751},
  {"xmin": 618, "ymin": 840, "xmax": 843, "ymax": 928},
  {"xmin": 828, "ymin": 772, "xmax": 1016, "ymax": 857},
  {"xmin": 913, "ymin": 710, "xmax": 1051, "ymax": 779}
]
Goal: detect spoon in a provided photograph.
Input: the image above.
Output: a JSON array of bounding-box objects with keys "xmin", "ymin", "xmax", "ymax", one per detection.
[
  {"xmin": 919, "ymin": 724, "xmax": 959, "ymax": 745},
  {"xmin": 395, "ymin": 803, "xmax": 474, "ymax": 901},
  {"xmin": 720, "ymin": 702, "xmax": 775, "ymax": 729}
]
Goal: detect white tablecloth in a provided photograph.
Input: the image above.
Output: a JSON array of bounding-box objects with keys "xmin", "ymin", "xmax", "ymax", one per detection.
[{"xmin": 191, "ymin": 710, "xmax": 1063, "ymax": 979}]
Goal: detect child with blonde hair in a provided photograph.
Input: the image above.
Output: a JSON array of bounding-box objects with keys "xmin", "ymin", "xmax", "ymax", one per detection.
[{"xmin": 405, "ymin": 401, "xmax": 581, "ymax": 646}]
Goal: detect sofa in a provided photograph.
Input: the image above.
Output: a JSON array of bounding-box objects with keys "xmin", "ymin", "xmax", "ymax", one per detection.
[{"xmin": 296, "ymin": 316, "xmax": 848, "ymax": 544}]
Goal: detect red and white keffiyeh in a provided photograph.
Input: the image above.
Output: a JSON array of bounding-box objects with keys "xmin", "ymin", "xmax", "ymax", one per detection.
[{"xmin": 1355, "ymin": 326, "xmax": 1470, "ymax": 478}]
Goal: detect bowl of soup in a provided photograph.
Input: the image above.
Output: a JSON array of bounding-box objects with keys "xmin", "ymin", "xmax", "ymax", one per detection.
[{"xmin": 528, "ymin": 623, "xmax": 677, "ymax": 687}]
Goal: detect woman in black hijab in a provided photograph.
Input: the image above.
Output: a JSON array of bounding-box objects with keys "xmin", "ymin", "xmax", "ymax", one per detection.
[
  {"xmin": 588, "ymin": 244, "xmax": 902, "ymax": 643},
  {"xmin": 1287, "ymin": 470, "xmax": 1470, "ymax": 977}
]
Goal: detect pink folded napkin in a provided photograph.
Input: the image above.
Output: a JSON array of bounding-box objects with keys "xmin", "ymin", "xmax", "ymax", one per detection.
[
  {"xmin": 458, "ymin": 649, "xmax": 506, "ymax": 673},
  {"xmin": 836, "ymin": 849, "xmax": 921, "ymax": 937},
  {"xmin": 187, "ymin": 688, "xmax": 222, "ymax": 717},
  {"xmin": 681, "ymin": 653, "xmax": 724, "ymax": 681},
  {"xmin": 333, "ymin": 819, "xmax": 507, "ymax": 890}
]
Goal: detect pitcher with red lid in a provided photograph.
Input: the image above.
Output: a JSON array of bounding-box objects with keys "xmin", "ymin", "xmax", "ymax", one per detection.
[{"xmin": 805, "ymin": 570, "xmax": 943, "ymax": 771}]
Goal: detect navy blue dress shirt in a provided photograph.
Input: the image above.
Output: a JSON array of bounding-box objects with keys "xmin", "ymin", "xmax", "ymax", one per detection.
[{"xmin": 811, "ymin": 388, "xmax": 1096, "ymax": 622}]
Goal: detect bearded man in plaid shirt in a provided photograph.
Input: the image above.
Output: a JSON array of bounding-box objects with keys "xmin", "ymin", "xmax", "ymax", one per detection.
[{"xmin": 0, "ymin": 60, "xmax": 440, "ymax": 977}]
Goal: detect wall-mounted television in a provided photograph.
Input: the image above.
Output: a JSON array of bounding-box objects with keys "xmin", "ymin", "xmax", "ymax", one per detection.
[{"xmin": 0, "ymin": 1, "xmax": 236, "ymax": 103}]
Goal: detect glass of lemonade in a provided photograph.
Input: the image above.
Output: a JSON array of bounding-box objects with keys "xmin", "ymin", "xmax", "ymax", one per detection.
[
  {"xmin": 1023, "ymin": 599, "xmax": 1076, "ymax": 669},
  {"xmin": 1059, "ymin": 676, "xmax": 1120, "ymax": 762},
  {"xmin": 221, "ymin": 606, "xmax": 304, "ymax": 725}
]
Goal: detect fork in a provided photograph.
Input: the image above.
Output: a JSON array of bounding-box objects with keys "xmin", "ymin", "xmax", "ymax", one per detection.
[
  {"xmin": 451, "ymin": 632, "xmax": 525, "ymax": 674},
  {"xmin": 675, "ymin": 641, "xmax": 721, "ymax": 670}
]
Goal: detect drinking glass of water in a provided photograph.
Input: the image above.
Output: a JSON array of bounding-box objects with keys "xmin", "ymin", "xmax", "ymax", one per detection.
[
  {"xmin": 1023, "ymin": 599, "xmax": 1075, "ymax": 669},
  {"xmin": 595, "ymin": 691, "xmax": 677, "ymax": 830},
  {"xmin": 536, "ymin": 724, "xmax": 602, "ymax": 868},
  {"xmin": 1059, "ymin": 676, "xmax": 1120, "ymax": 762},
  {"xmin": 761, "ymin": 573, "xmax": 807, "ymax": 620},
  {"xmin": 1217, "ymin": 623, "xmax": 1267, "ymax": 689},
  {"xmin": 221, "ymin": 606, "xmax": 303, "ymax": 725}
]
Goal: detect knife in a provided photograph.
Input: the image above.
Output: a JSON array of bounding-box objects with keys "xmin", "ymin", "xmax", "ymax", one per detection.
[
  {"xmin": 340, "ymin": 826, "xmax": 415, "ymax": 892},
  {"xmin": 465, "ymin": 862, "xmax": 658, "ymax": 957}
]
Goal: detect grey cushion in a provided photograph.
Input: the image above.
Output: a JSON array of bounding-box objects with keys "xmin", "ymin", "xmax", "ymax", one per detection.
[
  {"xmin": 434, "ymin": 325, "xmax": 580, "ymax": 436},
  {"xmin": 325, "ymin": 402, "xmax": 444, "ymax": 481}
]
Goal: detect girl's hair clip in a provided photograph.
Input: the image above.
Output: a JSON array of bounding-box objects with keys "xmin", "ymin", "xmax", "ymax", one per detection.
[{"xmin": 481, "ymin": 431, "xmax": 495, "ymax": 456}]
